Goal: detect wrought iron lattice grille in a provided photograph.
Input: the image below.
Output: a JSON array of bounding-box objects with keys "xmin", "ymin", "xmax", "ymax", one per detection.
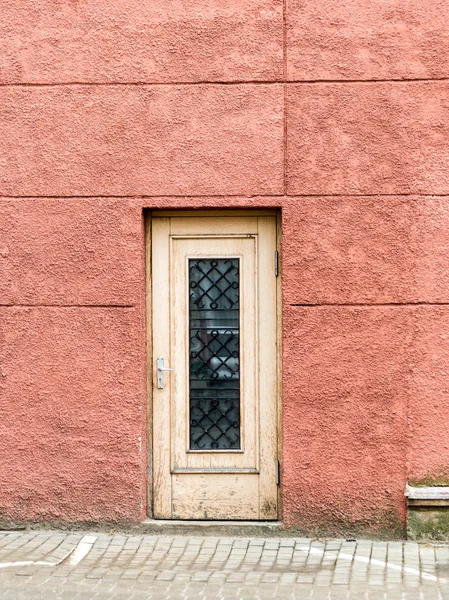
[{"xmin": 189, "ymin": 258, "xmax": 240, "ymax": 450}]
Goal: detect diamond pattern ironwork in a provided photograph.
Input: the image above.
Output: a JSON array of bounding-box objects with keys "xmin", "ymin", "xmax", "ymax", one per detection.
[
  {"xmin": 189, "ymin": 259, "xmax": 239, "ymax": 311},
  {"xmin": 190, "ymin": 329, "xmax": 238, "ymax": 380},
  {"xmin": 190, "ymin": 399, "xmax": 240, "ymax": 450},
  {"xmin": 189, "ymin": 258, "xmax": 240, "ymax": 450}
]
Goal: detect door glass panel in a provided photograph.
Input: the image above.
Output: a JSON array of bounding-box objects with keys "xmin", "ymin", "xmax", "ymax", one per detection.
[{"xmin": 189, "ymin": 258, "xmax": 240, "ymax": 450}]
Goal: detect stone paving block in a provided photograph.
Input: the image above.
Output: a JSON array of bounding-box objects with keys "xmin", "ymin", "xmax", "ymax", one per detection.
[{"xmin": 1, "ymin": 533, "xmax": 449, "ymax": 598}]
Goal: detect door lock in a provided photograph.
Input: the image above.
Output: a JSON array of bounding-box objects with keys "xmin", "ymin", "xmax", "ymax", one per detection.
[{"xmin": 156, "ymin": 357, "xmax": 174, "ymax": 389}]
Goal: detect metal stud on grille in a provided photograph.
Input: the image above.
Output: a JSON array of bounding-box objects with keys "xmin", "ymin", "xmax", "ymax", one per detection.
[{"xmin": 189, "ymin": 259, "xmax": 240, "ymax": 450}]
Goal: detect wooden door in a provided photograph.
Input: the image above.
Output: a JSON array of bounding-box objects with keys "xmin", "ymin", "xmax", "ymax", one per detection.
[{"xmin": 151, "ymin": 214, "xmax": 279, "ymax": 520}]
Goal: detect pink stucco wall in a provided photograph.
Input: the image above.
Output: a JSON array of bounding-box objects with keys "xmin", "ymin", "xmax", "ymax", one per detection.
[{"xmin": 1, "ymin": 1, "xmax": 449, "ymax": 536}]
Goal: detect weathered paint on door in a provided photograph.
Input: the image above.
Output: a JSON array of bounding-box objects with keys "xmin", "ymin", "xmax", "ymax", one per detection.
[{"xmin": 151, "ymin": 215, "xmax": 278, "ymax": 520}]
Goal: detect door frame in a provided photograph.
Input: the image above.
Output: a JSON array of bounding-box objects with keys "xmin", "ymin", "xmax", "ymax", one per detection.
[{"xmin": 145, "ymin": 209, "xmax": 283, "ymax": 520}]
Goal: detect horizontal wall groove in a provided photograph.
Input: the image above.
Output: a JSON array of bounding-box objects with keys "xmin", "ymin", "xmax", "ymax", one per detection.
[
  {"xmin": 0, "ymin": 304, "xmax": 135, "ymax": 309},
  {"xmin": 1, "ymin": 193, "xmax": 449, "ymax": 200},
  {"xmin": 285, "ymin": 193, "xmax": 449, "ymax": 198},
  {"xmin": 0, "ymin": 78, "xmax": 448, "ymax": 88},
  {"xmin": 0, "ymin": 81, "xmax": 281, "ymax": 87},
  {"xmin": 290, "ymin": 302, "xmax": 449, "ymax": 308},
  {"xmin": 288, "ymin": 77, "xmax": 449, "ymax": 84},
  {"xmin": 0, "ymin": 194, "xmax": 285, "ymax": 200}
]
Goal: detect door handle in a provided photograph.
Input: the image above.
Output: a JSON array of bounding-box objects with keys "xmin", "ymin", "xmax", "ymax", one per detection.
[{"xmin": 156, "ymin": 357, "xmax": 174, "ymax": 389}]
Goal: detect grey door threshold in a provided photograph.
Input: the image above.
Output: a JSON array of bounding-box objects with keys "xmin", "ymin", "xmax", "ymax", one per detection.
[{"xmin": 140, "ymin": 519, "xmax": 283, "ymax": 536}]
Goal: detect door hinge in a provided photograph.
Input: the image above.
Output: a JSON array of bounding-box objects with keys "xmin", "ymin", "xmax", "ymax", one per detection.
[
  {"xmin": 274, "ymin": 250, "xmax": 279, "ymax": 277},
  {"xmin": 276, "ymin": 459, "xmax": 281, "ymax": 486}
]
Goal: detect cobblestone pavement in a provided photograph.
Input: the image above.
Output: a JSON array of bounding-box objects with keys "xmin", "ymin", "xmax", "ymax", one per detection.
[{"xmin": 1, "ymin": 531, "xmax": 449, "ymax": 599}]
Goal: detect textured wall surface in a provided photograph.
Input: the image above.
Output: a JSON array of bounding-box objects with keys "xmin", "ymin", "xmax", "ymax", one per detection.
[
  {"xmin": 287, "ymin": 0, "xmax": 449, "ymax": 80},
  {"xmin": 283, "ymin": 305, "xmax": 411, "ymax": 536},
  {"xmin": 1, "ymin": 0, "xmax": 448, "ymax": 535},
  {"xmin": 0, "ymin": 307, "xmax": 145, "ymax": 522},
  {"xmin": 0, "ymin": 86, "xmax": 283, "ymax": 197},
  {"xmin": 287, "ymin": 83, "xmax": 449, "ymax": 195},
  {"xmin": 0, "ymin": 0, "xmax": 283, "ymax": 84}
]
